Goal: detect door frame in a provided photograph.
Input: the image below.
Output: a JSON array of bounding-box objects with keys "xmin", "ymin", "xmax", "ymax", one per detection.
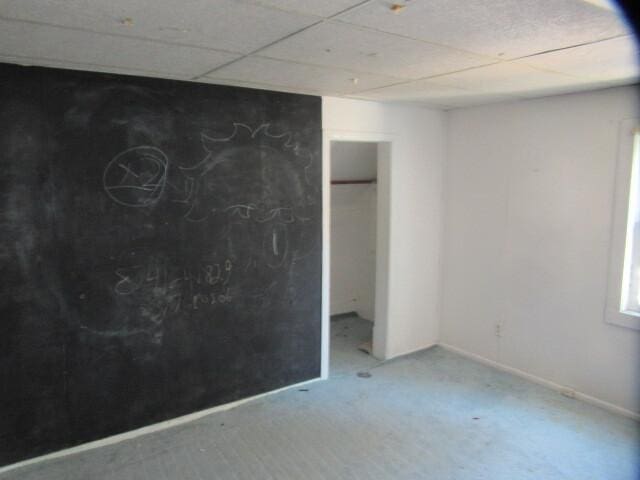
[{"xmin": 321, "ymin": 129, "xmax": 395, "ymax": 378}]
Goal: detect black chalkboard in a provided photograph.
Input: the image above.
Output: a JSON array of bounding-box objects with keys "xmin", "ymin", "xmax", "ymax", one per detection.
[{"xmin": 0, "ymin": 63, "xmax": 322, "ymax": 466}]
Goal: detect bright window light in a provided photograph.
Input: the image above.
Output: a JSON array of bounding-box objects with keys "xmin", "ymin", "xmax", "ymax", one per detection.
[{"xmin": 620, "ymin": 130, "xmax": 640, "ymax": 316}]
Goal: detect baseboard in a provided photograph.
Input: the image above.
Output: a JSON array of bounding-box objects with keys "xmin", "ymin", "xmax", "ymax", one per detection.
[
  {"xmin": 438, "ymin": 343, "xmax": 640, "ymax": 422},
  {"xmin": 0, "ymin": 377, "xmax": 323, "ymax": 475},
  {"xmin": 386, "ymin": 342, "xmax": 438, "ymax": 361},
  {"xmin": 330, "ymin": 311, "xmax": 358, "ymax": 320},
  {"xmin": 330, "ymin": 311, "xmax": 373, "ymax": 322}
]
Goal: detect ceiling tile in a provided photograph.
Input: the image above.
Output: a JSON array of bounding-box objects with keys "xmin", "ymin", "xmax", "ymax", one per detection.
[
  {"xmin": 199, "ymin": 77, "xmax": 321, "ymax": 96},
  {"xmin": 430, "ymin": 62, "xmax": 594, "ymax": 97},
  {"xmin": 354, "ymin": 80, "xmax": 470, "ymax": 102},
  {"xmin": 436, "ymin": 94, "xmax": 522, "ymax": 109},
  {"xmin": 250, "ymin": 0, "xmax": 364, "ymax": 17},
  {"xmin": 205, "ymin": 56, "xmax": 402, "ymax": 95},
  {"xmin": 259, "ymin": 21, "xmax": 496, "ymax": 79},
  {"xmin": 0, "ymin": 54, "xmax": 192, "ymax": 80},
  {"xmin": 514, "ymin": 77, "xmax": 637, "ymax": 99},
  {"xmin": 0, "ymin": 0, "xmax": 633, "ymax": 107},
  {"xmin": 515, "ymin": 36, "xmax": 639, "ymax": 82},
  {"xmin": 0, "ymin": 0, "xmax": 318, "ymax": 54},
  {"xmin": 352, "ymin": 79, "xmax": 517, "ymax": 108},
  {"xmin": 336, "ymin": 0, "xmax": 630, "ymax": 59},
  {"xmin": 0, "ymin": 19, "xmax": 239, "ymax": 77}
]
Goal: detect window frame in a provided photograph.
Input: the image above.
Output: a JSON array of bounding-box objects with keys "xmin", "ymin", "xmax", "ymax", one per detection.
[{"xmin": 605, "ymin": 118, "xmax": 640, "ymax": 330}]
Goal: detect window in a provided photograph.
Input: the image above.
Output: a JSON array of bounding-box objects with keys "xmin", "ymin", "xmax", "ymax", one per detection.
[
  {"xmin": 620, "ymin": 129, "xmax": 640, "ymax": 316},
  {"xmin": 605, "ymin": 119, "xmax": 640, "ymax": 329}
]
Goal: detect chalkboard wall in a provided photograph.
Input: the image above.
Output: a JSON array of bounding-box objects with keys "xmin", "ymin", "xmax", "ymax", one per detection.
[{"xmin": 0, "ymin": 63, "xmax": 322, "ymax": 466}]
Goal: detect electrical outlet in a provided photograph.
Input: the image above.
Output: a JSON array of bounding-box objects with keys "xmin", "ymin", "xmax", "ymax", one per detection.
[{"xmin": 495, "ymin": 324, "xmax": 502, "ymax": 337}]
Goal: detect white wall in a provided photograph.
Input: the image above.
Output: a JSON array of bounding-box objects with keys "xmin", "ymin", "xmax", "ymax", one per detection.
[
  {"xmin": 323, "ymin": 97, "xmax": 445, "ymax": 359},
  {"xmin": 330, "ymin": 141, "xmax": 378, "ymax": 180},
  {"xmin": 330, "ymin": 183, "xmax": 377, "ymax": 319},
  {"xmin": 441, "ymin": 85, "xmax": 640, "ymax": 415}
]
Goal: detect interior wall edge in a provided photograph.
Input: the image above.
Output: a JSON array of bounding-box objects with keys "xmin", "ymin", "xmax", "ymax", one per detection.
[{"xmin": 385, "ymin": 342, "xmax": 439, "ymax": 361}]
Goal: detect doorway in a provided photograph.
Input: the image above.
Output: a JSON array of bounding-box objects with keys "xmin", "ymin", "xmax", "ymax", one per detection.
[
  {"xmin": 330, "ymin": 141, "xmax": 378, "ymax": 375},
  {"xmin": 321, "ymin": 134, "xmax": 392, "ymax": 378}
]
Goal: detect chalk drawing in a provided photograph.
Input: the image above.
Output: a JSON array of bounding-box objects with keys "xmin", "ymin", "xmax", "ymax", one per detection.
[
  {"xmin": 103, "ymin": 146, "xmax": 169, "ymax": 208},
  {"xmin": 99, "ymin": 122, "xmax": 319, "ymax": 332}
]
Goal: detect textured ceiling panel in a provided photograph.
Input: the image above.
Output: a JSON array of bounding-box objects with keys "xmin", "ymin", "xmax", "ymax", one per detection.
[
  {"xmin": 516, "ymin": 36, "xmax": 639, "ymax": 81},
  {"xmin": 250, "ymin": 0, "xmax": 365, "ymax": 17},
  {"xmin": 429, "ymin": 62, "xmax": 594, "ymax": 97},
  {"xmin": 352, "ymin": 79, "xmax": 517, "ymax": 108},
  {"xmin": 0, "ymin": 54, "xmax": 192, "ymax": 80},
  {"xmin": 259, "ymin": 21, "xmax": 496, "ymax": 79},
  {"xmin": 0, "ymin": 19, "xmax": 238, "ymax": 77},
  {"xmin": 433, "ymin": 93, "xmax": 523, "ymax": 109},
  {"xmin": 199, "ymin": 77, "xmax": 321, "ymax": 95},
  {"xmin": 0, "ymin": 0, "xmax": 318, "ymax": 54},
  {"xmin": 514, "ymin": 77, "xmax": 636, "ymax": 99},
  {"xmin": 0, "ymin": 0, "xmax": 636, "ymax": 108},
  {"xmin": 206, "ymin": 56, "xmax": 403, "ymax": 95},
  {"xmin": 336, "ymin": 0, "xmax": 630, "ymax": 59}
]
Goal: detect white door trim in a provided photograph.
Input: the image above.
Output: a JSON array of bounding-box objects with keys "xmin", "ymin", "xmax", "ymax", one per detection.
[{"xmin": 322, "ymin": 129, "xmax": 396, "ymax": 377}]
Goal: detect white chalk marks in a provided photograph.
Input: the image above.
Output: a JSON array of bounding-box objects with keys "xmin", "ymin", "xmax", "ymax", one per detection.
[
  {"xmin": 103, "ymin": 123, "xmax": 312, "ymax": 216},
  {"xmin": 102, "ymin": 123, "xmax": 319, "ymax": 336},
  {"xmin": 110, "ymin": 256, "xmax": 235, "ymax": 344},
  {"xmin": 103, "ymin": 146, "xmax": 169, "ymax": 208},
  {"xmin": 266, "ymin": 224, "xmax": 288, "ymax": 269}
]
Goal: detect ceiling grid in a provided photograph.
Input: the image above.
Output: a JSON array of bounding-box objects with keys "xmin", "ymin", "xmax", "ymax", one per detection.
[{"xmin": 0, "ymin": 0, "xmax": 636, "ymax": 108}]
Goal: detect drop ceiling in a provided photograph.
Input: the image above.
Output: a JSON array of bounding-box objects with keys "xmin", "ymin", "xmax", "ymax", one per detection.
[{"xmin": 0, "ymin": 0, "xmax": 637, "ymax": 109}]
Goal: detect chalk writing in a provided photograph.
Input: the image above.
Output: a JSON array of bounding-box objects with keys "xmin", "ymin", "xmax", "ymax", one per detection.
[
  {"xmin": 114, "ymin": 257, "xmax": 234, "ymax": 325},
  {"xmin": 102, "ymin": 123, "xmax": 320, "ymax": 334},
  {"xmin": 103, "ymin": 124, "xmax": 314, "ymax": 227}
]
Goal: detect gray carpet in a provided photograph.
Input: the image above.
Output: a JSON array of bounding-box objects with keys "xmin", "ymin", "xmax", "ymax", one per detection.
[{"xmin": 2, "ymin": 315, "xmax": 638, "ymax": 479}]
